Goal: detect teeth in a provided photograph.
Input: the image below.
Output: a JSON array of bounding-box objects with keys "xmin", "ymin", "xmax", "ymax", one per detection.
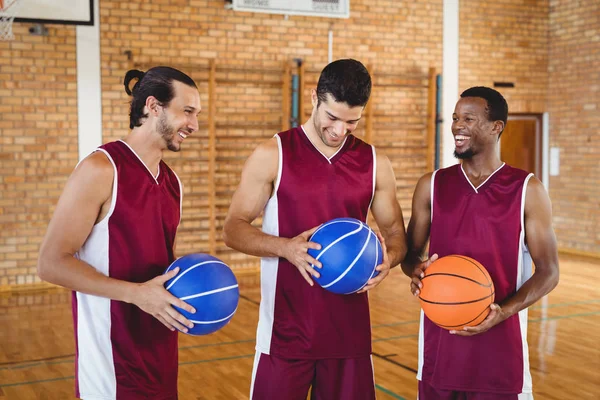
[
  {"xmin": 179, "ymin": 131, "xmax": 188, "ymax": 139},
  {"xmin": 455, "ymin": 135, "xmax": 468, "ymax": 141}
]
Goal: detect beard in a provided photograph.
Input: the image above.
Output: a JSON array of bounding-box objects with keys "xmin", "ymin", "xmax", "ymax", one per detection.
[
  {"xmin": 157, "ymin": 113, "xmax": 180, "ymax": 152},
  {"xmin": 454, "ymin": 148, "xmax": 475, "ymax": 160}
]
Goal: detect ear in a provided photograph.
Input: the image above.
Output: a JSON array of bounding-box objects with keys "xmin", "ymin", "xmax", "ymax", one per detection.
[
  {"xmin": 491, "ymin": 120, "xmax": 504, "ymax": 137},
  {"xmin": 311, "ymin": 89, "xmax": 318, "ymax": 108},
  {"xmin": 145, "ymin": 96, "xmax": 161, "ymax": 116}
]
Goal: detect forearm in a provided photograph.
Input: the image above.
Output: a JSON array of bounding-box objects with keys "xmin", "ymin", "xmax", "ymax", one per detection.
[
  {"xmin": 500, "ymin": 267, "xmax": 559, "ymax": 317},
  {"xmin": 223, "ymin": 218, "xmax": 289, "ymax": 258},
  {"xmin": 38, "ymin": 255, "xmax": 138, "ymax": 303},
  {"xmin": 383, "ymin": 231, "xmax": 407, "ymax": 268}
]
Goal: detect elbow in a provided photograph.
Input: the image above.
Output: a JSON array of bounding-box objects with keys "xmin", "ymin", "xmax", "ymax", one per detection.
[
  {"xmin": 549, "ymin": 267, "xmax": 560, "ymax": 291},
  {"xmin": 37, "ymin": 251, "xmax": 60, "ymax": 284},
  {"xmin": 222, "ymin": 222, "xmax": 234, "ymax": 248},
  {"xmin": 37, "ymin": 257, "xmax": 52, "ymax": 283},
  {"xmin": 222, "ymin": 229, "xmax": 231, "ymax": 248}
]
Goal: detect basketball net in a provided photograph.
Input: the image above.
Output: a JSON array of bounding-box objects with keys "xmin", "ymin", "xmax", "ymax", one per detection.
[{"xmin": 0, "ymin": 0, "xmax": 21, "ymax": 41}]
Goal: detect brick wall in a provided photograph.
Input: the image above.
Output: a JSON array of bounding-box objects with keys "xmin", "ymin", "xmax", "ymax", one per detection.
[
  {"xmin": 459, "ymin": 0, "xmax": 599, "ymax": 254},
  {"xmin": 548, "ymin": 0, "xmax": 600, "ymax": 253},
  {"xmin": 460, "ymin": 0, "xmax": 550, "ymax": 113},
  {"xmin": 0, "ymin": 24, "xmax": 78, "ymax": 286},
  {"xmin": 1, "ymin": 0, "xmax": 443, "ymax": 286},
  {"xmin": 1, "ymin": 0, "xmax": 596, "ymax": 287}
]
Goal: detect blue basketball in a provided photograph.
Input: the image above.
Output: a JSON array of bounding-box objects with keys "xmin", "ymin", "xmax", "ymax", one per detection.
[
  {"xmin": 164, "ymin": 253, "xmax": 239, "ymax": 335},
  {"xmin": 308, "ymin": 218, "xmax": 382, "ymax": 294}
]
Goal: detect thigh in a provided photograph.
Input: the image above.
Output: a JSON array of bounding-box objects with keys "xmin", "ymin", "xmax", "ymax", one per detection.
[
  {"xmin": 418, "ymin": 380, "xmax": 458, "ymax": 400},
  {"xmin": 311, "ymin": 356, "xmax": 375, "ymax": 400},
  {"xmin": 250, "ymin": 352, "xmax": 315, "ymax": 400}
]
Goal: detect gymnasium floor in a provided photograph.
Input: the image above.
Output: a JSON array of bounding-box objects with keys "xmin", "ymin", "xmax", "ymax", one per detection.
[{"xmin": 0, "ymin": 254, "xmax": 598, "ymax": 399}]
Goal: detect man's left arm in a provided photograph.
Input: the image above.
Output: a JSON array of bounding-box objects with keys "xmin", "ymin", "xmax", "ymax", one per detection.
[
  {"xmin": 358, "ymin": 153, "xmax": 408, "ymax": 292},
  {"xmin": 455, "ymin": 177, "xmax": 560, "ymax": 335}
]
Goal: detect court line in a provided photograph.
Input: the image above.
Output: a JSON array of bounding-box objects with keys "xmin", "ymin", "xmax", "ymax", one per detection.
[
  {"xmin": 375, "ymin": 384, "xmax": 407, "ymax": 400},
  {"xmin": 179, "ymin": 353, "xmax": 254, "ymax": 365},
  {"xmin": 239, "ymin": 294, "xmax": 260, "ymax": 306},
  {"xmin": 530, "ymin": 298, "xmax": 600, "ymax": 310},
  {"xmin": 0, "ymin": 358, "xmax": 408, "ymax": 400},
  {"xmin": 178, "ymin": 338, "xmax": 255, "ymax": 350},
  {"xmin": 3, "ymin": 298, "xmax": 594, "ymax": 368},
  {"xmin": 372, "ymin": 351, "xmax": 417, "ymax": 374},
  {"xmin": 0, "ymin": 375, "xmax": 75, "ymax": 388},
  {"xmin": 2, "ymin": 310, "xmax": 598, "ymax": 374},
  {"xmin": 373, "ymin": 334, "xmax": 418, "ymax": 343},
  {"xmin": 0, "ymin": 353, "xmax": 74, "ymax": 367},
  {"xmin": 528, "ymin": 311, "xmax": 600, "ymax": 323},
  {"xmin": 372, "ymin": 320, "xmax": 420, "ymax": 328}
]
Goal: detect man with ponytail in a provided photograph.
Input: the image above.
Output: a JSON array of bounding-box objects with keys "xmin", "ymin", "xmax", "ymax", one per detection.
[{"xmin": 38, "ymin": 66, "xmax": 201, "ymax": 400}]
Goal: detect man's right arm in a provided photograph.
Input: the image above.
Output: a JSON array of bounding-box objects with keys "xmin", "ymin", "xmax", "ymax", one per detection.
[
  {"xmin": 401, "ymin": 173, "xmax": 438, "ymax": 295},
  {"xmin": 223, "ymin": 138, "xmax": 322, "ymax": 285},
  {"xmin": 38, "ymin": 152, "xmax": 195, "ymax": 333}
]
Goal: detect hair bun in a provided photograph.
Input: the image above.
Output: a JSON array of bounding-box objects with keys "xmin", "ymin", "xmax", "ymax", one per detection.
[{"xmin": 124, "ymin": 69, "xmax": 145, "ymax": 95}]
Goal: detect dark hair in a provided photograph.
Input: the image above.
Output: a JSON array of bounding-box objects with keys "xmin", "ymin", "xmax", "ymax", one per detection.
[
  {"xmin": 124, "ymin": 66, "xmax": 197, "ymax": 129},
  {"xmin": 316, "ymin": 59, "xmax": 372, "ymax": 107},
  {"xmin": 460, "ymin": 86, "xmax": 508, "ymax": 137}
]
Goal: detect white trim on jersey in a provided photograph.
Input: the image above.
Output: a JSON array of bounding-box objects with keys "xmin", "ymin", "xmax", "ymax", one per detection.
[
  {"xmin": 118, "ymin": 139, "xmax": 160, "ymax": 183},
  {"xmin": 300, "ymin": 125, "xmax": 347, "ymax": 164},
  {"xmin": 429, "ymin": 170, "xmax": 438, "ymax": 224},
  {"xmin": 173, "ymin": 170, "xmax": 183, "ymax": 227},
  {"xmin": 273, "ymin": 135, "xmax": 283, "ymax": 195},
  {"xmin": 460, "ymin": 162, "xmax": 505, "ymax": 194},
  {"xmin": 370, "ymin": 354, "xmax": 376, "ymax": 395},
  {"xmin": 249, "ymin": 351, "xmax": 262, "ymax": 399},
  {"xmin": 366, "ymin": 145, "xmax": 376, "ymax": 219},
  {"xmin": 75, "ymin": 149, "xmax": 118, "ymax": 399},
  {"xmin": 255, "ymin": 136, "xmax": 283, "ymax": 355},
  {"xmin": 418, "ymin": 169, "xmax": 438, "ymax": 381},
  {"xmin": 417, "ymin": 309, "xmax": 425, "ymax": 381},
  {"xmin": 518, "ymin": 173, "xmax": 535, "ymax": 394}
]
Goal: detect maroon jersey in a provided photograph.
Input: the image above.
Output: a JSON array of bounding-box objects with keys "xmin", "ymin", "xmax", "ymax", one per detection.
[
  {"xmin": 73, "ymin": 140, "xmax": 182, "ymax": 400},
  {"xmin": 419, "ymin": 163, "xmax": 534, "ymax": 394},
  {"xmin": 257, "ymin": 127, "xmax": 376, "ymax": 359}
]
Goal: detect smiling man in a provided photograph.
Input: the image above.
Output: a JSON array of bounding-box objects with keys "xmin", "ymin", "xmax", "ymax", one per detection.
[
  {"xmin": 38, "ymin": 67, "xmax": 201, "ymax": 400},
  {"xmin": 223, "ymin": 59, "xmax": 407, "ymax": 400},
  {"xmin": 401, "ymin": 86, "xmax": 559, "ymax": 399}
]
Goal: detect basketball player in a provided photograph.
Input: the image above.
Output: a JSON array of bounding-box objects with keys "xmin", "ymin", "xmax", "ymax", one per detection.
[
  {"xmin": 222, "ymin": 59, "xmax": 407, "ymax": 400},
  {"xmin": 402, "ymin": 87, "xmax": 560, "ymax": 399},
  {"xmin": 37, "ymin": 67, "xmax": 201, "ymax": 400}
]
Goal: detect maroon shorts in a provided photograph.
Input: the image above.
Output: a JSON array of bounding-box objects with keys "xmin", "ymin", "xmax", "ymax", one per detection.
[
  {"xmin": 418, "ymin": 380, "xmax": 534, "ymax": 400},
  {"xmin": 250, "ymin": 352, "xmax": 375, "ymax": 400}
]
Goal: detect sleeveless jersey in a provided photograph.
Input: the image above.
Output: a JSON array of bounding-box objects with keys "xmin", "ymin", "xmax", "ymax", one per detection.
[
  {"xmin": 418, "ymin": 163, "xmax": 534, "ymax": 394},
  {"xmin": 256, "ymin": 126, "xmax": 376, "ymax": 359},
  {"xmin": 73, "ymin": 140, "xmax": 182, "ymax": 400}
]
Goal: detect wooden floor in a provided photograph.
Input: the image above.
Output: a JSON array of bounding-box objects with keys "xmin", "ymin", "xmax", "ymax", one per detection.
[{"xmin": 0, "ymin": 254, "xmax": 598, "ymax": 399}]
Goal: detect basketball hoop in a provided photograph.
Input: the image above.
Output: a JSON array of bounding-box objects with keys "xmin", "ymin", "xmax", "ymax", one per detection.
[{"xmin": 0, "ymin": 0, "xmax": 21, "ymax": 41}]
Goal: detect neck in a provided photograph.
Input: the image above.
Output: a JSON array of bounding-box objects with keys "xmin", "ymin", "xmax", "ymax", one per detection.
[
  {"xmin": 123, "ymin": 126, "xmax": 165, "ymax": 175},
  {"xmin": 460, "ymin": 148, "xmax": 503, "ymax": 178}
]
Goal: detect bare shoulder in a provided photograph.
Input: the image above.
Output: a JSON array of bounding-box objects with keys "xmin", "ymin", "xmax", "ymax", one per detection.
[
  {"xmin": 525, "ymin": 175, "xmax": 547, "ymax": 197},
  {"xmin": 374, "ymin": 149, "xmax": 394, "ymax": 179},
  {"xmin": 413, "ymin": 172, "xmax": 434, "ymax": 205},
  {"xmin": 75, "ymin": 151, "xmax": 114, "ymax": 179},
  {"xmin": 67, "ymin": 151, "xmax": 114, "ymax": 200},
  {"xmin": 416, "ymin": 172, "xmax": 434, "ymax": 191},
  {"xmin": 525, "ymin": 175, "xmax": 551, "ymax": 211},
  {"xmin": 242, "ymin": 136, "xmax": 280, "ymax": 181},
  {"xmin": 252, "ymin": 136, "xmax": 279, "ymax": 160}
]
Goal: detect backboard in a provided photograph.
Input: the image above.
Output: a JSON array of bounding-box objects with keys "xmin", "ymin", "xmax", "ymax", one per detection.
[{"xmin": 14, "ymin": 0, "xmax": 93, "ymax": 25}]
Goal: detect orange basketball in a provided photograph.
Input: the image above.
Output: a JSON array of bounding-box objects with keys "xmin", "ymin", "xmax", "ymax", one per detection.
[{"xmin": 419, "ymin": 255, "xmax": 495, "ymax": 330}]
